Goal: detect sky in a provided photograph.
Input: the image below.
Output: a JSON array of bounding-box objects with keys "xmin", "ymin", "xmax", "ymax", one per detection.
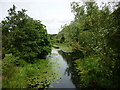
[{"xmin": 0, "ymin": 0, "xmax": 119, "ymax": 34}]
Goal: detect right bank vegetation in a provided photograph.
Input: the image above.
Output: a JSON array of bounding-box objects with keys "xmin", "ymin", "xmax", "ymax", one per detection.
[{"xmin": 54, "ymin": 1, "xmax": 120, "ymax": 88}]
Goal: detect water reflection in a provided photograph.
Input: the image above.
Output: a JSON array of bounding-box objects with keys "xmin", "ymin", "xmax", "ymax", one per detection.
[
  {"xmin": 48, "ymin": 48, "xmax": 76, "ymax": 88},
  {"xmin": 47, "ymin": 48, "xmax": 82, "ymax": 88},
  {"xmin": 58, "ymin": 50, "xmax": 81, "ymax": 88}
]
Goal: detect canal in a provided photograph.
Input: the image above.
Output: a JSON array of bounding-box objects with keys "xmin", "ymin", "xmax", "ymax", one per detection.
[{"xmin": 47, "ymin": 48, "xmax": 79, "ymax": 88}]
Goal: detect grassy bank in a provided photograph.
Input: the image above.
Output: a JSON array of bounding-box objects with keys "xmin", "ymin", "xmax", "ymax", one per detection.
[
  {"xmin": 53, "ymin": 43, "xmax": 73, "ymax": 53},
  {"xmin": 2, "ymin": 54, "xmax": 59, "ymax": 88}
]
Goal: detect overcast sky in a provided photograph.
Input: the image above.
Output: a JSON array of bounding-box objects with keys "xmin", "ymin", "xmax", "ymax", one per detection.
[{"xmin": 0, "ymin": 0, "xmax": 119, "ymax": 34}]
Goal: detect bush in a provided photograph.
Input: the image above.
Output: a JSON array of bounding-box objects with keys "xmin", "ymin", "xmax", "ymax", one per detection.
[
  {"xmin": 74, "ymin": 54, "xmax": 118, "ymax": 88},
  {"xmin": 2, "ymin": 5, "xmax": 51, "ymax": 63}
]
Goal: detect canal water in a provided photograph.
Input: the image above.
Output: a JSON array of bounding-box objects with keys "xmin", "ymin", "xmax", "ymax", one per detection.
[{"xmin": 47, "ymin": 48, "xmax": 78, "ymax": 88}]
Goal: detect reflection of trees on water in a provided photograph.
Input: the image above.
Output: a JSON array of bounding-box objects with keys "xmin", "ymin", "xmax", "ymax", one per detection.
[{"xmin": 58, "ymin": 50, "xmax": 81, "ymax": 88}]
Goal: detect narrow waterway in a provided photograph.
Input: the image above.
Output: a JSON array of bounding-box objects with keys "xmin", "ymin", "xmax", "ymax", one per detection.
[{"xmin": 47, "ymin": 48, "xmax": 76, "ymax": 88}]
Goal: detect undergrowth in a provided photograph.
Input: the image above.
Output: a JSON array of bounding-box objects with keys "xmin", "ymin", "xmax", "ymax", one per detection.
[{"xmin": 2, "ymin": 54, "xmax": 59, "ymax": 88}]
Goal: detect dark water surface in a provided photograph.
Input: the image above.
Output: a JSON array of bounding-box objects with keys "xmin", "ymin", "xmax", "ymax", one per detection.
[{"xmin": 47, "ymin": 48, "xmax": 79, "ymax": 88}]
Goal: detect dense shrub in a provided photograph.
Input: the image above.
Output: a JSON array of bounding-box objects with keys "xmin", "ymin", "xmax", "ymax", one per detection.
[
  {"xmin": 56, "ymin": 1, "xmax": 120, "ymax": 88},
  {"xmin": 2, "ymin": 5, "xmax": 51, "ymax": 63}
]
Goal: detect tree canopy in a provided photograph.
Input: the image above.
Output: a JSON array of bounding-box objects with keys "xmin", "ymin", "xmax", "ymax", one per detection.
[
  {"xmin": 2, "ymin": 5, "xmax": 51, "ymax": 63},
  {"xmin": 56, "ymin": 1, "xmax": 120, "ymax": 88}
]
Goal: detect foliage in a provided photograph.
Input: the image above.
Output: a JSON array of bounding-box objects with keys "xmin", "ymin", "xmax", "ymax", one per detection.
[
  {"xmin": 2, "ymin": 54, "xmax": 27, "ymax": 88},
  {"xmin": 49, "ymin": 34, "xmax": 59, "ymax": 44},
  {"xmin": 2, "ymin": 5, "xmax": 56, "ymax": 89},
  {"xmin": 56, "ymin": 1, "xmax": 120, "ymax": 88},
  {"xmin": 54, "ymin": 43, "xmax": 73, "ymax": 53},
  {"xmin": 74, "ymin": 55, "xmax": 116, "ymax": 88},
  {"xmin": 2, "ymin": 5, "xmax": 51, "ymax": 63},
  {"xmin": 2, "ymin": 54, "xmax": 59, "ymax": 88}
]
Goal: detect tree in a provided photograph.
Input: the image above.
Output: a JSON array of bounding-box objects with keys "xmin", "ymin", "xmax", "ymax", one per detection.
[
  {"xmin": 2, "ymin": 5, "xmax": 51, "ymax": 63},
  {"xmin": 57, "ymin": 1, "xmax": 120, "ymax": 87}
]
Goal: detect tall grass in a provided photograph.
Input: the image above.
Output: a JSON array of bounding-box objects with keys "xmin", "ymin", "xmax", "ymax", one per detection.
[{"xmin": 2, "ymin": 54, "xmax": 59, "ymax": 88}]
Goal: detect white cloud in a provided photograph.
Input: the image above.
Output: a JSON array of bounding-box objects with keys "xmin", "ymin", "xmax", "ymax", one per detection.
[
  {"xmin": 0, "ymin": 0, "xmax": 118, "ymax": 34},
  {"xmin": 0, "ymin": 0, "xmax": 75, "ymax": 34}
]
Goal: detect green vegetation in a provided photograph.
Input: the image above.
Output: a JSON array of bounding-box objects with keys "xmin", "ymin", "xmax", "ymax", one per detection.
[
  {"xmin": 55, "ymin": 1, "xmax": 120, "ymax": 88},
  {"xmin": 2, "ymin": 5, "xmax": 55, "ymax": 88},
  {"xmin": 49, "ymin": 34, "xmax": 58, "ymax": 45},
  {"xmin": 53, "ymin": 43, "xmax": 73, "ymax": 53},
  {"xmin": 2, "ymin": 54, "xmax": 59, "ymax": 88},
  {"xmin": 2, "ymin": 5, "xmax": 51, "ymax": 63},
  {"xmin": 74, "ymin": 55, "xmax": 116, "ymax": 88},
  {"xmin": 2, "ymin": 1, "xmax": 120, "ymax": 89}
]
